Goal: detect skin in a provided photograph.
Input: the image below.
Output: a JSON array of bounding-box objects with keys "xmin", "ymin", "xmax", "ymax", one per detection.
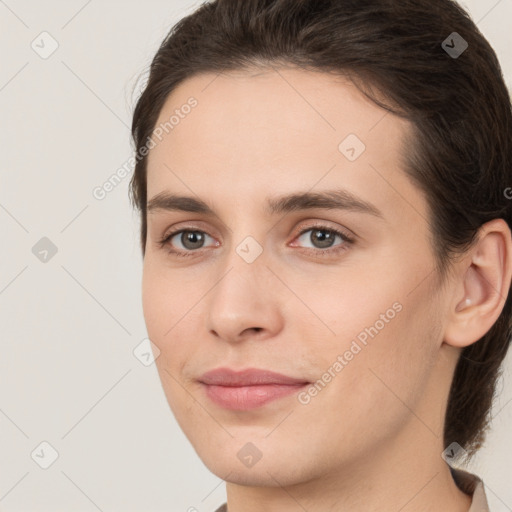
[{"xmin": 141, "ymin": 66, "xmax": 512, "ymax": 512}]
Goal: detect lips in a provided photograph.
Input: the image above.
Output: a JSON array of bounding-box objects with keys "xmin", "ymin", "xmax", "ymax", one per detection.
[
  {"xmin": 198, "ymin": 368, "xmax": 310, "ymax": 410},
  {"xmin": 199, "ymin": 367, "xmax": 310, "ymax": 386}
]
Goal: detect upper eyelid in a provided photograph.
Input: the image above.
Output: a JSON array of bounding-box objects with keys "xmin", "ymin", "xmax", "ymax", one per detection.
[{"xmin": 163, "ymin": 221, "xmax": 348, "ymax": 236}]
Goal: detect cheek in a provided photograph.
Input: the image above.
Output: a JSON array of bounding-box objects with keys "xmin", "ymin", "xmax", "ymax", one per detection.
[
  {"xmin": 141, "ymin": 260, "xmax": 203, "ymax": 378},
  {"xmin": 141, "ymin": 266, "xmax": 192, "ymax": 417},
  {"xmin": 141, "ymin": 261, "xmax": 186, "ymax": 366},
  {"xmin": 303, "ymin": 268, "xmax": 401, "ymax": 347},
  {"xmin": 141, "ymin": 265, "xmax": 166, "ymax": 340},
  {"xmin": 306, "ymin": 268, "xmax": 440, "ymax": 413},
  {"xmin": 142, "ymin": 256, "xmax": 189, "ymax": 336},
  {"xmin": 329, "ymin": 238, "xmax": 441, "ymax": 425}
]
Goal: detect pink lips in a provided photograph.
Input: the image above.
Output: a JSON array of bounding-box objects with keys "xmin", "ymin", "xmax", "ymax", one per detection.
[{"xmin": 199, "ymin": 368, "xmax": 310, "ymax": 411}]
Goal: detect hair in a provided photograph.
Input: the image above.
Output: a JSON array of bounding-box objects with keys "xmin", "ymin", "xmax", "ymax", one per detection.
[{"xmin": 129, "ymin": 0, "xmax": 512, "ymax": 459}]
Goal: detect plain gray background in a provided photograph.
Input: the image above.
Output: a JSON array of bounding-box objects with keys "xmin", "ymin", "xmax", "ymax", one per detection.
[{"xmin": 1, "ymin": 0, "xmax": 511, "ymax": 510}]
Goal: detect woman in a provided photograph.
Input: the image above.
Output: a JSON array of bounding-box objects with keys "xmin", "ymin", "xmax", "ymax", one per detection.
[{"xmin": 129, "ymin": 0, "xmax": 512, "ymax": 510}]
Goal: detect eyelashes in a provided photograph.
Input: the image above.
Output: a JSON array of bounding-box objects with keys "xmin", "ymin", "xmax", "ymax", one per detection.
[{"xmin": 157, "ymin": 224, "xmax": 355, "ymax": 259}]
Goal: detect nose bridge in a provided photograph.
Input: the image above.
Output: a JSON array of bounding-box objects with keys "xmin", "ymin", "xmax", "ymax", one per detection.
[
  {"xmin": 216, "ymin": 214, "xmax": 270, "ymax": 281},
  {"xmin": 212, "ymin": 234, "xmax": 270, "ymax": 308}
]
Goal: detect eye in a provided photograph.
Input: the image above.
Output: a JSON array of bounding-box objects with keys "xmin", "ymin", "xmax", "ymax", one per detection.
[
  {"xmin": 157, "ymin": 224, "xmax": 354, "ymax": 258},
  {"xmin": 292, "ymin": 225, "xmax": 354, "ymax": 256},
  {"xmin": 158, "ymin": 229, "xmax": 218, "ymax": 257}
]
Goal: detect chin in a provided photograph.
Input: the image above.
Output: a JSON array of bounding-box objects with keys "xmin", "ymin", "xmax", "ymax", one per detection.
[{"xmin": 197, "ymin": 445, "xmax": 316, "ymax": 488}]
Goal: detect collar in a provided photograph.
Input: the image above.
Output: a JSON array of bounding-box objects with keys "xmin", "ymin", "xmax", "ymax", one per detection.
[{"xmin": 450, "ymin": 466, "xmax": 490, "ymax": 511}]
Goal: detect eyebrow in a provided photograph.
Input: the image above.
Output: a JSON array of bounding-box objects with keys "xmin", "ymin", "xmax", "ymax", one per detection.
[{"xmin": 147, "ymin": 188, "xmax": 384, "ymax": 219}]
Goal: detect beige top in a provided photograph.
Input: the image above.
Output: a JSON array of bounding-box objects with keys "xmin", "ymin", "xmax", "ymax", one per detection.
[{"xmin": 213, "ymin": 467, "xmax": 489, "ymax": 512}]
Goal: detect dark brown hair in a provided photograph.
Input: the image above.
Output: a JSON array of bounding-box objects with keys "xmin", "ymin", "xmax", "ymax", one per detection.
[{"xmin": 129, "ymin": 0, "xmax": 512, "ymax": 459}]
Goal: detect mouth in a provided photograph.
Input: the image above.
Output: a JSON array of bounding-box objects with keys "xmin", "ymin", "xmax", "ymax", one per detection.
[{"xmin": 198, "ymin": 367, "xmax": 310, "ymax": 411}]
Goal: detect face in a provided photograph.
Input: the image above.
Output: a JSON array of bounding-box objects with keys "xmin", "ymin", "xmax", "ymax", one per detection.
[{"xmin": 142, "ymin": 67, "xmax": 454, "ymax": 486}]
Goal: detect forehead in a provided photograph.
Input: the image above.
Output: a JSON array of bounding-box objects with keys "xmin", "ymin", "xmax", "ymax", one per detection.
[{"xmin": 146, "ymin": 67, "xmax": 424, "ymax": 226}]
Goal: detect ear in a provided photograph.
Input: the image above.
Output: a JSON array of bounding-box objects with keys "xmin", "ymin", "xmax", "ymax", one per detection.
[{"xmin": 444, "ymin": 218, "xmax": 512, "ymax": 348}]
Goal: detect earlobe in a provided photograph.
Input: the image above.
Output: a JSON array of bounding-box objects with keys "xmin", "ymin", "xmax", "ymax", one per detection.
[{"xmin": 444, "ymin": 219, "xmax": 512, "ymax": 348}]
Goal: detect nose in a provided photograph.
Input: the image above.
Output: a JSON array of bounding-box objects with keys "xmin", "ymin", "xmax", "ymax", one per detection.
[{"xmin": 205, "ymin": 250, "xmax": 285, "ymax": 345}]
